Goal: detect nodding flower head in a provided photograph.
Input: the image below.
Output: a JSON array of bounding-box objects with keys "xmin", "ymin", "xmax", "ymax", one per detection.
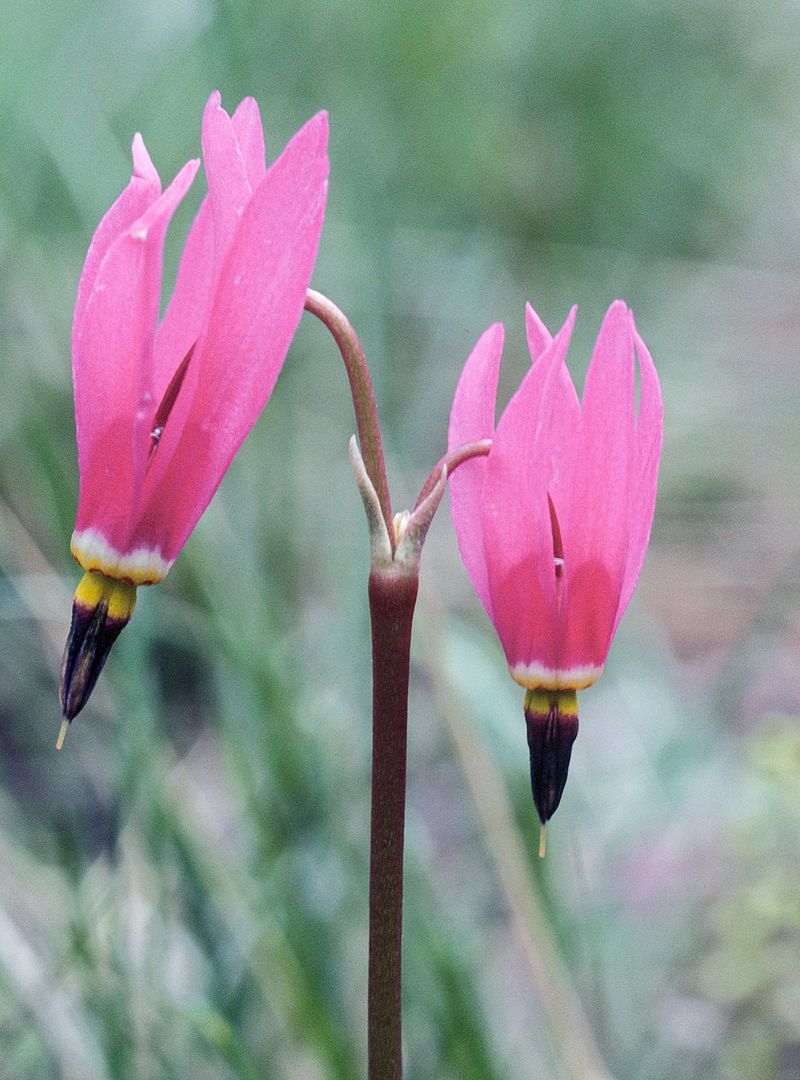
[
  {"xmin": 59, "ymin": 91, "xmax": 329, "ymax": 735},
  {"xmin": 448, "ymin": 302, "xmax": 663, "ymax": 834}
]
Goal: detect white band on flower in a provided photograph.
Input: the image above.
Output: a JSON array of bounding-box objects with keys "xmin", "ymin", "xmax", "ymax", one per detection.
[
  {"xmin": 70, "ymin": 528, "xmax": 172, "ymax": 585},
  {"xmin": 509, "ymin": 660, "xmax": 604, "ymax": 692}
]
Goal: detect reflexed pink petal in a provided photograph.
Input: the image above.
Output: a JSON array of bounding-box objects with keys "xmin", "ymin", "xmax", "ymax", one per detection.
[
  {"xmin": 482, "ymin": 312, "xmax": 576, "ymax": 665},
  {"xmin": 74, "ymin": 135, "xmax": 161, "ymax": 334},
  {"xmin": 232, "ymin": 97, "xmax": 267, "ymax": 187},
  {"xmin": 489, "ymin": 552, "xmax": 558, "ymax": 672},
  {"xmin": 153, "ymin": 96, "xmax": 267, "ymax": 416},
  {"xmin": 73, "ymin": 158, "xmax": 199, "ymax": 549},
  {"xmin": 613, "ymin": 325, "xmax": 663, "ymax": 632},
  {"xmin": 533, "ymin": 307, "xmax": 581, "ymax": 525},
  {"xmin": 557, "ymin": 301, "xmax": 634, "ymax": 666},
  {"xmin": 524, "ymin": 302, "xmax": 553, "ymax": 363},
  {"xmin": 152, "ymin": 197, "xmax": 214, "ymax": 402},
  {"xmin": 202, "ymin": 91, "xmax": 253, "ymax": 267},
  {"xmin": 558, "ymin": 559, "xmax": 619, "ymax": 671},
  {"xmin": 131, "ymin": 133, "xmax": 160, "ymax": 187},
  {"xmin": 447, "ymin": 323, "xmax": 504, "ymax": 619},
  {"xmin": 131, "ymin": 112, "xmax": 330, "ymax": 560}
]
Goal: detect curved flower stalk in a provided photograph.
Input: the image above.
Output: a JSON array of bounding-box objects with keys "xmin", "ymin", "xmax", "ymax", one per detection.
[
  {"xmin": 59, "ymin": 92, "xmax": 329, "ymax": 739},
  {"xmin": 448, "ymin": 301, "xmax": 663, "ymax": 845}
]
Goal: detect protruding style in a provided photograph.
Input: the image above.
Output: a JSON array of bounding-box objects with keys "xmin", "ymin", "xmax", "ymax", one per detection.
[
  {"xmin": 448, "ymin": 303, "xmax": 663, "ymax": 836},
  {"xmin": 60, "ymin": 92, "xmax": 329, "ymax": 737}
]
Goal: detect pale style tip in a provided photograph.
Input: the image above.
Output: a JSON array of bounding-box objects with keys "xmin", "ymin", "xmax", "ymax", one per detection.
[
  {"xmin": 538, "ymin": 822, "xmax": 547, "ymax": 859},
  {"xmin": 56, "ymin": 718, "xmax": 69, "ymax": 752}
]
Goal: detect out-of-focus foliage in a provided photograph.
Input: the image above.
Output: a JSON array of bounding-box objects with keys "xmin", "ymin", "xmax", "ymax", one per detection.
[{"xmin": 2, "ymin": 0, "xmax": 800, "ymax": 1077}]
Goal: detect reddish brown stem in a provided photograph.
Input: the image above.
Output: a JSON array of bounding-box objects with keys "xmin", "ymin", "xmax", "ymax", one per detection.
[{"xmin": 367, "ymin": 566, "xmax": 418, "ymax": 1080}]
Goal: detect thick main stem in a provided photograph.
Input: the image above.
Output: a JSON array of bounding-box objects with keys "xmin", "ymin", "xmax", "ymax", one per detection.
[{"xmin": 368, "ymin": 567, "xmax": 418, "ymax": 1080}]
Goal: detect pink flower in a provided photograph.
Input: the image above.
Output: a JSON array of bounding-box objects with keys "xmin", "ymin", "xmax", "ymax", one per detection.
[
  {"xmin": 60, "ymin": 92, "xmax": 329, "ymax": 732},
  {"xmin": 448, "ymin": 301, "xmax": 662, "ymax": 830}
]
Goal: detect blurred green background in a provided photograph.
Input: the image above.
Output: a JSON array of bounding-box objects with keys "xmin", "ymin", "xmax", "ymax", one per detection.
[{"xmin": 2, "ymin": 0, "xmax": 800, "ymax": 1077}]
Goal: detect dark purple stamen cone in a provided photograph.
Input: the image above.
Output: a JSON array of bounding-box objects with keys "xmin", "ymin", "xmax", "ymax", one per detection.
[
  {"xmin": 59, "ymin": 573, "xmax": 137, "ymax": 736},
  {"xmin": 524, "ymin": 689, "xmax": 579, "ymax": 824},
  {"xmin": 60, "ymin": 598, "xmax": 125, "ymax": 721}
]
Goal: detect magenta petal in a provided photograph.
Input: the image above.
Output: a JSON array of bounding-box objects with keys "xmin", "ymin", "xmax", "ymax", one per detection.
[
  {"xmin": 525, "ymin": 302, "xmax": 553, "ymax": 364},
  {"xmin": 202, "ymin": 92, "xmax": 253, "ymax": 266},
  {"xmin": 482, "ymin": 312, "xmax": 577, "ymax": 670},
  {"xmin": 73, "ymin": 158, "xmax": 199, "ymax": 550},
  {"xmin": 153, "ymin": 96, "xmax": 268, "ymax": 408},
  {"xmin": 447, "ymin": 323, "xmax": 504, "ymax": 619},
  {"xmin": 613, "ymin": 325, "xmax": 663, "ymax": 631},
  {"xmin": 74, "ymin": 135, "xmax": 161, "ymax": 329},
  {"xmin": 232, "ymin": 97, "xmax": 267, "ymax": 187},
  {"xmin": 131, "ymin": 112, "xmax": 330, "ymax": 561},
  {"xmin": 534, "ymin": 307, "xmax": 581, "ymax": 523},
  {"xmin": 131, "ymin": 133, "xmax": 160, "ymax": 187},
  {"xmin": 558, "ymin": 559, "xmax": 620, "ymax": 671},
  {"xmin": 152, "ymin": 196, "xmax": 214, "ymax": 403},
  {"xmin": 558, "ymin": 301, "xmax": 635, "ymax": 669}
]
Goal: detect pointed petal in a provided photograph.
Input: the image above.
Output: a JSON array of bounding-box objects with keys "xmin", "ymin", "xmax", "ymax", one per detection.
[
  {"xmin": 130, "ymin": 112, "xmax": 330, "ymax": 561},
  {"xmin": 74, "ymin": 134, "xmax": 161, "ymax": 335},
  {"xmin": 152, "ymin": 94, "xmax": 268, "ymax": 405},
  {"xmin": 613, "ymin": 324, "xmax": 663, "ymax": 630},
  {"xmin": 534, "ymin": 307, "xmax": 581, "ymax": 524},
  {"xmin": 232, "ymin": 96, "xmax": 267, "ymax": 187},
  {"xmin": 557, "ymin": 557, "xmax": 620, "ymax": 675},
  {"xmin": 202, "ymin": 91, "xmax": 253, "ymax": 266},
  {"xmin": 525, "ymin": 302, "xmax": 553, "ymax": 364},
  {"xmin": 151, "ymin": 196, "xmax": 214, "ymax": 402},
  {"xmin": 447, "ymin": 323, "xmax": 504, "ymax": 619},
  {"xmin": 73, "ymin": 158, "xmax": 199, "ymax": 552},
  {"xmin": 558, "ymin": 301, "xmax": 635, "ymax": 669},
  {"xmin": 482, "ymin": 312, "xmax": 577, "ymax": 671}
]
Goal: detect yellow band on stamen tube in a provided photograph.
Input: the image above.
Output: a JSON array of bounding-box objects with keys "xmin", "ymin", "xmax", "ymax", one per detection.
[
  {"xmin": 74, "ymin": 570, "xmax": 137, "ymax": 621},
  {"xmin": 60, "ymin": 570, "xmax": 138, "ymax": 729},
  {"xmin": 523, "ymin": 688, "xmax": 578, "ymax": 718}
]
